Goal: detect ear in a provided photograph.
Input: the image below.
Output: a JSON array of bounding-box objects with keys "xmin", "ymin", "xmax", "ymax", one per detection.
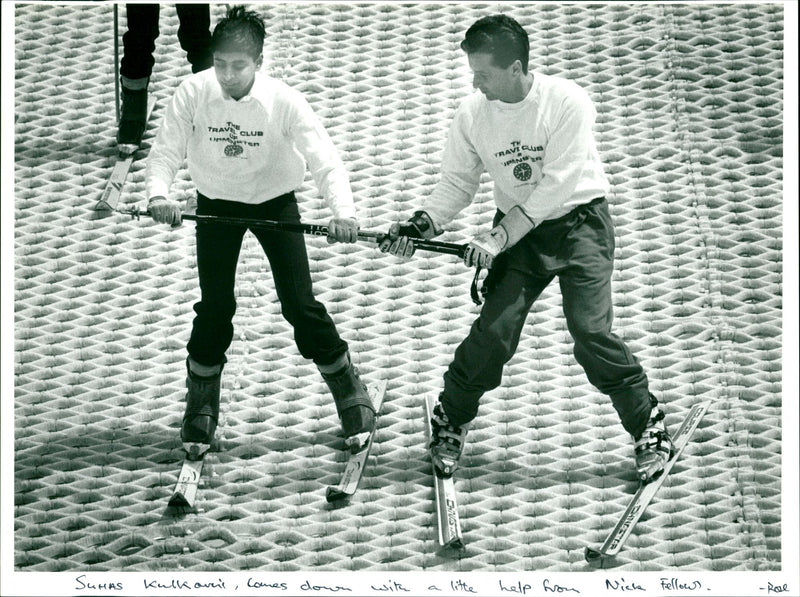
[
  {"xmin": 256, "ymin": 54, "xmax": 264, "ymax": 69},
  {"xmin": 510, "ymin": 59, "xmax": 524, "ymax": 76}
]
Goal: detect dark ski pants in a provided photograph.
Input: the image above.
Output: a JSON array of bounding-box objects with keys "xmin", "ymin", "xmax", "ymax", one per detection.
[
  {"xmin": 187, "ymin": 192, "xmax": 349, "ymax": 369},
  {"xmin": 440, "ymin": 198, "xmax": 654, "ymax": 438},
  {"xmin": 120, "ymin": 4, "xmax": 212, "ymax": 81}
]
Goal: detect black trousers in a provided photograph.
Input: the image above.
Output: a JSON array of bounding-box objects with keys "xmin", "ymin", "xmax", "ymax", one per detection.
[
  {"xmin": 441, "ymin": 199, "xmax": 653, "ymax": 437},
  {"xmin": 120, "ymin": 4, "xmax": 212, "ymax": 80},
  {"xmin": 187, "ymin": 192, "xmax": 349, "ymax": 369}
]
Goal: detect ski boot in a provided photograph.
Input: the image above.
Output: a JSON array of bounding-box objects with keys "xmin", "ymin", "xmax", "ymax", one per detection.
[
  {"xmin": 117, "ymin": 77, "xmax": 149, "ymax": 155},
  {"xmin": 429, "ymin": 399, "xmax": 469, "ymax": 477},
  {"xmin": 181, "ymin": 358, "xmax": 222, "ymax": 461},
  {"xmin": 320, "ymin": 352, "xmax": 375, "ymax": 453},
  {"xmin": 633, "ymin": 401, "xmax": 674, "ymax": 483}
]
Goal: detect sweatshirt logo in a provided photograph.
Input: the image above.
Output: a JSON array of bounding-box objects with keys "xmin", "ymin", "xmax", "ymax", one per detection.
[
  {"xmin": 225, "ymin": 144, "xmax": 244, "ymax": 157},
  {"xmin": 207, "ymin": 121, "xmax": 264, "ymax": 158},
  {"xmin": 495, "ymin": 140, "xmax": 543, "ymax": 182},
  {"xmin": 514, "ymin": 162, "xmax": 532, "ymax": 181}
]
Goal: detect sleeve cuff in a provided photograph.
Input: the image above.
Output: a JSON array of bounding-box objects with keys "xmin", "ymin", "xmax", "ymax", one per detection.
[{"xmin": 146, "ymin": 178, "xmax": 171, "ymax": 201}]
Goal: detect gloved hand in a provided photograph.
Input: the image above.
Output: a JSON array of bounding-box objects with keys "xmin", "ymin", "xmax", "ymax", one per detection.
[
  {"xmin": 148, "ymin": 196, "xmax": 182, "ymax": 227},
  {"xmin": 378, "ymin": 211, "xmax": 438, "ymax": 259},
  {"xmin": 327, "ymin": 217, "xmax": 360, "ymax": 244},
  {"xmin": 463, "ymin": 206, "xmax": 535, "ymax": 269}
]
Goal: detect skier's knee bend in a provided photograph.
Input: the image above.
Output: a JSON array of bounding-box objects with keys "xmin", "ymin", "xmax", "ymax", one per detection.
[
  {"xmin": 567, "ymin": 316, "xmax": 611, "ymax": 344},
  {"xmin": 279, "ymin": 296, "xmax": 324, "ymax": 329},
  {"xmin": 194, "ymin": 296, "xmax": 237, "ymax": 326}
]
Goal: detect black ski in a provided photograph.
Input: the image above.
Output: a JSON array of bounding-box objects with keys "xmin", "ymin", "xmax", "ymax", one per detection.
[
  {"xmin": 584, "ymin": 400, "xmax": 711, "ymax": 564},
  {"xmin": 94, "ymin": 97, "xmax": 156, "ymax": 212},
  {"xmin": 424, "ymin": 394, "xmax": 463, "ymax": 548},
  {"xmin": 326, "ymin": 380, "xmax": 387, "ymax": 502}
]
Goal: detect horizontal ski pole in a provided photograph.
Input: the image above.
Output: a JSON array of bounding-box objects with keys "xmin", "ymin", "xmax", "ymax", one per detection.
[{"xmin": 121, "ymin": 207, "xmax": 468, "ymax": 258}]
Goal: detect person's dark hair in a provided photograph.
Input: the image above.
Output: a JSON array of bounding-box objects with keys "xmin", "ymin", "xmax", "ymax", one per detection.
[
  {"xmin": 211, "ymin": 5, "xmax": 266, "ymax": 59},
  {"xmin": 461, "ymin": 15, "xmax": 529, "ymax": 74}
]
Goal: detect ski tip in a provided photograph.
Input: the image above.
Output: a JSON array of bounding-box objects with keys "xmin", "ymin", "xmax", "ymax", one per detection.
[
  {"xmin": 325, "ymin": 487, "xmax": 350, "ymax": 503},
  {"xmin": 168, "ymin": 493, "xmax": 191, "ymax": 509},
  {"xmin": 93, "ymin": 200, "xmax": 113, "ymax": 212},
  {"xmin": 444, "ymin": 538, "xmax": 465, "ymax": 550},
  {"xmin": 89, "ymin": 205, "xmax": 116, "ymax": 221},
  {"xmin": 584, "ymin": 546, "xmax": 610, "ymax": 566}
]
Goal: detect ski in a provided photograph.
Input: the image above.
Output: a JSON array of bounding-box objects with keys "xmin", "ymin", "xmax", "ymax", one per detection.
[
  {"xmin": 584, "ymin": 400, "xmax": 711, "ymax": 564},
  {"xmin": 94, "ymin": 97, "xmax": 156, "ymax": 212},
  {"xmin": 168, "ymin": 443, "xmax": 211, "ymax": 508},
  {"xmin": 326, "ymin": 380, "xmax": 387, "ymax": 502},
  {"xmin": 425, "ymin": 394, "xmax": 464, "ymax": 548}
]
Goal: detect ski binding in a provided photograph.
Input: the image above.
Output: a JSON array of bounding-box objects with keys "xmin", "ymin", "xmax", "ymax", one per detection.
[
  {"xmin": 425, "ymin": 394, "xmax": 464, "ymax": 548},
  {"xmin": 585, "ymin": 400, "xmax": 711, "ymax": 564},
  {"xmin": 325, "ymin": 380, "xmax": 387, "ymax": 502}
]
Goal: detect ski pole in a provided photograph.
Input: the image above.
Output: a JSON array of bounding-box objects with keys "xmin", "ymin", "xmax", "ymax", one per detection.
[
  {"xmin": 120, "ymin": 206, "xmax": 468, "ymax": 258},
  {"xmin": 121, "ymin": 206, "xmax": 487, "ymax": 305},
  {"xmin": 113, "ymin": 4, "xmax": 120, "ymax": 125}
]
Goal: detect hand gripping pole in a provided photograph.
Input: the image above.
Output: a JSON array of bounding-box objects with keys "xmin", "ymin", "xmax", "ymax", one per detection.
[
  {"xmin": 121, "ymin": 207, "xmax": 468, "ymax": 258},
  {"xmin": 120, "ymin": 206, "xmax": 488, "ymax": 305}
]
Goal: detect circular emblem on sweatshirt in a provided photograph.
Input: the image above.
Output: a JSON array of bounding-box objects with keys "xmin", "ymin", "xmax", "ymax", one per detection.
[
  {"xmin": 224, "ymin": 143, "xmax": 243, "ymax": 157},
  {"xmin": 513, "ymin": 162, "xmax": 532, "ymax": 181}
]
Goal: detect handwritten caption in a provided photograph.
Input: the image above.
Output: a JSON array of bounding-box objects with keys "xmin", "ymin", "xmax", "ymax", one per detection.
[
  {"xmin": 69, "ymin": 573, "xmax": 791, "ymax": 596},
  {"xmin": 759, "ymin": 582, "xmax": 790, "ymax": 594}
]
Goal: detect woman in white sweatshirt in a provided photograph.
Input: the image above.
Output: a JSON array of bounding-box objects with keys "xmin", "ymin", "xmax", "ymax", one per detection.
[
  {"xmin": 380, "ymin": 14, "xmax": 672, "ymax": 485},
  {"xmin": 145, "ymin": 6, "xmax": 374, "ymax": 459}
]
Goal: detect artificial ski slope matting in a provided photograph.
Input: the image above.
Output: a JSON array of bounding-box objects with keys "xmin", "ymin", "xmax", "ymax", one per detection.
[{"xmin": 13, "ymin": 3, "xmax": 783, "ymax": 572}]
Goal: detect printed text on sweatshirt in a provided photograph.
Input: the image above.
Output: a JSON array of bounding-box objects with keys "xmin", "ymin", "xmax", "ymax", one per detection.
[
  {"xmin": 423, "ymin": 72, "xmax": 610, "ymax": 228},
  {"xmin": 146, "ymin": 69, "xmax": 355, "ymax": 219}
]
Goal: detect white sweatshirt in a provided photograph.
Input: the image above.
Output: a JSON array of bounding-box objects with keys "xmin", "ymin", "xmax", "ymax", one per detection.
[
  {"xmin": 146, "ymin": 69, "xmax": 356, "ymax": 219},
  {"xmin": 423, "ymin": 72, "xmax": 610, "ymax": 228}
]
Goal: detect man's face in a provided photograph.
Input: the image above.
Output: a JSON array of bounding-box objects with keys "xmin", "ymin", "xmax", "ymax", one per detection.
[
  {"xmin": 467, "ymin": 52, "xmax": 519, "ymax": 102},
  {"xmin": 214, "ymin": 50, "xmax": 262, "ymax": 100}
]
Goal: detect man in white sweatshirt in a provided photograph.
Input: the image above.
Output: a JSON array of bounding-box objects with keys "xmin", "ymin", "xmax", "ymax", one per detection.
[
  {"xmin": 380, "ymin": 15, "xmax": 672, "ymax": 484},
  {"xmin": 146, "ymin": 6, "xmax": 374, "ymax": 458}
]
